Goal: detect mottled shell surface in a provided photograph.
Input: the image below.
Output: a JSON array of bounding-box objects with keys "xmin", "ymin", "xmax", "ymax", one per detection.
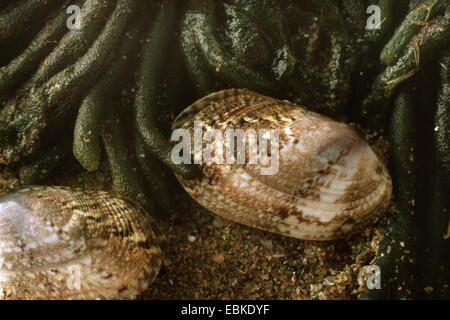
[
  {"xmin": 172, "ymin": 89, "xmax": 392, "ymax": 241},
  {"xmin": 0, "ymin": 186, "xmax": 163, "ymax": 300}
]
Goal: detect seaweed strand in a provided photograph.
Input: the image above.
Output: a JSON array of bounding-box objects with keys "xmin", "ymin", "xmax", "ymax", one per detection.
[{"xmin": 135, "ymin": 0, "xmax": 198, "ymax": 180}]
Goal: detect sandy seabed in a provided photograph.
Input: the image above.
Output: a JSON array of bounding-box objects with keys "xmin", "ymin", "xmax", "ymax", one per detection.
[{"xmin": 0, "ymin": 136, "xmax": 391, "ymax": 300}]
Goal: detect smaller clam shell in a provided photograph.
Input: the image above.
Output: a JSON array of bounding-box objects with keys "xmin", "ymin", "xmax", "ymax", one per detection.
[
  {"xmin": 172, "ymin": 89, "xmax": 392, "ymax": 240},
  {"xmin": 0, "ymin": 186, "xmax": 163, "ymax": 299}
]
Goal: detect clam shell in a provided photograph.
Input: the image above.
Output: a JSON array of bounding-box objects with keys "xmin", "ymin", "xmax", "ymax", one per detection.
[
  {"xmin": 172, "ymin": 89, "xmax": 392, "ymax": 240},
  {"xmin": 0, "ymin": 186, "xmax": 163, "ymax": 299}
]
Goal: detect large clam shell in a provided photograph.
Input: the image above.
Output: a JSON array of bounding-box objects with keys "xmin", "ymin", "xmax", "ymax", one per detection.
[
  {"xmin": 0, "ymin": 186, "xmax": 163, "ymax": 299},
  {"xmin": 172, "ymin": 89, "xmax": 392, "ymax": 240}
]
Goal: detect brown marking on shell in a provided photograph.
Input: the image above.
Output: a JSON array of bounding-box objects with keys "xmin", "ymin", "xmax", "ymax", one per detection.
[
  {"xmin": 172, "ymin": 89, "xmax": 392, "ymax": 241},
  {"xmin": 0, "ymin": 186, "xmax": 163, "ymax": 299}
]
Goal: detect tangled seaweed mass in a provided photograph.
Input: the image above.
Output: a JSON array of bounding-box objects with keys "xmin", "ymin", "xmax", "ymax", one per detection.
[{"xmin": 0, "ymin": 0, "xmax": 449, "ymax": 299}]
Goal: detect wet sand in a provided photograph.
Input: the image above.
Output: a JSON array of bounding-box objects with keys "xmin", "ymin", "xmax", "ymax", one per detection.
[{"xmin": 0, "ymin": 135, "xmax": 391, "ymax": 300}]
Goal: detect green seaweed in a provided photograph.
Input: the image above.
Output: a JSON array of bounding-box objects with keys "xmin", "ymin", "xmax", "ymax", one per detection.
[
  {"xmin": 102, "ymin": 105, "xmax": 153, "ymax": 212},
  {"xmin": 361, "ymin": 9, "xmax": 450, "ymax": 132},
  {"xmin": 135, "ymin": 0, "xmax": 198, "ymax": 180},
  {"xmin": 361, "ymin": 86, "xmax": 418, "ymax": 299},
  {"xmin": 73, "ymin": 15, "xmax": 145, "ymax": 172}
]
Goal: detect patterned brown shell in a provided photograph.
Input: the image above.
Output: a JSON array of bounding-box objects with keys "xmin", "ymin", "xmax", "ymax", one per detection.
[
  {"xmin": 172, "ymin": 89, "xmax": 392, "ymax": 240},
  {"xmin": 0, "ymin": 186, "xmax": 163, "ymax": 299}
]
